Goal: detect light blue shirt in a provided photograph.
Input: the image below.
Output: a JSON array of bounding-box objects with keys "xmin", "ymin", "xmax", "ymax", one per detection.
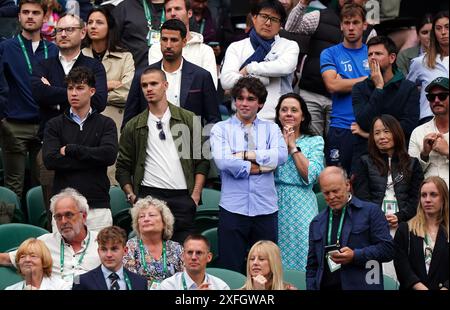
[
  {"xmin": 210, "ymin": 116, "xmax": 288, "ymax": 216},
  {"xmin": 101, "ymin": 265, "xmax": 127, "ymax": 290},
  {"xmin": 69, "ymin": 107, "xmax": 92, "ymax": 130}
]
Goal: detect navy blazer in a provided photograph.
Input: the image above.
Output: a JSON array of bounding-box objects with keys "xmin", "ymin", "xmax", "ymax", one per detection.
[
  {"xmin": 122, "ymin": 58, "xmax": 220, "ymax": 128},
  {"xmin": 72, "ymin": 265, "xmax": 148, "ymax": 290},
  {"xmin": 306, "ymin": 196, "xmax": 394, "ymax": 290},
  {"xmin": 31, "ymin": 52, "xmax": 107, "ymax": 138}
]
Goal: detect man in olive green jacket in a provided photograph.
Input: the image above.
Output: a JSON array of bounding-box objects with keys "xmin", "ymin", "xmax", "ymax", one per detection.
[{"xmin": 116, "ymin": 68, "xmax": 209, "ymax": 243}]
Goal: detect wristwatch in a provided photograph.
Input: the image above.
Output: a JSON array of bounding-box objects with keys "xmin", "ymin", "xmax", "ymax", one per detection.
[{"xmin": 290, "ymin": 146, "xmax": 301, "ymax": 155}]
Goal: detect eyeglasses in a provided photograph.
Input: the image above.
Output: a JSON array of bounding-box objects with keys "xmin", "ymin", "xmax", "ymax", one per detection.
[
  {"xmin": 257, "ymin": 13, "xmax": 281, "ymax": 25},
  {"xmin": 53, "ymin": 211, "xmax": 82, "ymax": 221},
  {"xmin": 426, "ymin": 92, "xmax": 449, "ymax": 102},
  {"xmin": 184, "ymin": 250, "xmax": 207, "ymax": 258},
  {"xmin": 156, "ymin": 121, "xmax": 166, "ymax": 140},
  {"xmin": 54, "ymin": 26, "xmax": 82, "ymax": 35}
]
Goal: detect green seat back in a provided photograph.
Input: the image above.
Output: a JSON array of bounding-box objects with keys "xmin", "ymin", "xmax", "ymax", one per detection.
[
  {"xmin": 0, "ymin": 186, "xmax": 25, "ymax": 223},
  {"xmin": 198, "ymin": 188, "xmax": 221, "ymax": 214},
  {"xmin": 109, "ymin": 186, "xmax": 130, "ymax": 218},
  {"xmin": 0, "ymin": 223, "xmax": 49, "ymax": 252},
  {"xmin": 0, "ymin": 266, "xmax": 22, "ymax": 290},
  {"xmin": 201, "ymin": 227, "xmax": 218, "ymax": 267},
  {"xmin": 283, "ymin": 269, "xmax": 306, "ymax": 290},
  {"xmin": 316, "ymin": 192, "xmax": 328, "ymax": 213},
  {"xmin": 206, "ymin": 267, "xmax": 246, "ymax": 289},
  {"xmin": 26, "ymin": 186, "xmax": 48, "ymax": 228},
  {"xmin": 383, "ymin": 274, "xmax": 399, "ymax": 290}
]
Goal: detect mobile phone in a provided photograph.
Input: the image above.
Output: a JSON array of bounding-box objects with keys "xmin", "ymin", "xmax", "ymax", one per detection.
[
  {"xmin": 208, "ymin": 41, "xmax": 220, "ymax": 47},
  {"xmin": 324, "ymin": 244, "xmax": 341, "ymax": 253}
]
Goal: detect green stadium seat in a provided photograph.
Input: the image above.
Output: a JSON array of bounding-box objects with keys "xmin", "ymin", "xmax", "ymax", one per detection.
[
  {"xmin": 0, "ymin": 223, "xmax": 49, "ymax": 252},
  {"xmin": 26, "ymin": 186, "xmax": 48, "ymax": 228},
  {"xmin": 206, "ymin": 267, "xmax": 246, "ymax": 289}
]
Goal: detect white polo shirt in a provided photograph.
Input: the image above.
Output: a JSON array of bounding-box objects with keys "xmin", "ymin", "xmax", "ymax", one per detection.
[{"xmin": 159, "ymin": 271, "xmax": 230, "ymax": 290}]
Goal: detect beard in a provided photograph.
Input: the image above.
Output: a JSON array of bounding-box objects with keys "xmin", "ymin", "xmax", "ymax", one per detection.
[{"xmin": 60, "ymin": 222, "xmax": 82, "ymax": 242}]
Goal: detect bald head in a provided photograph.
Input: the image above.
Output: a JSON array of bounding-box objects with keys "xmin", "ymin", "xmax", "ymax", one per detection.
[{"xmin": 319, "ymin": 166, "xmax": 351, "ymax": 210}]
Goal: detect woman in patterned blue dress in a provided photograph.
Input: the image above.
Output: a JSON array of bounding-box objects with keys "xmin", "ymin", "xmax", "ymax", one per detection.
[{"xmin": 274, "ymin": 93, "xmax": 324, "ymax": 271}]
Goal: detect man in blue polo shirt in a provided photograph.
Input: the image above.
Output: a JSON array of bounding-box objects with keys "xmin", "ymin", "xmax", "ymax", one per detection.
[
  {"xmin": 320, "ymin": 3, "xmax": 370, "ymax": 174},
  {"xmin": 0, "ymin": 0, "xmax": 58, "ymax": 199}
]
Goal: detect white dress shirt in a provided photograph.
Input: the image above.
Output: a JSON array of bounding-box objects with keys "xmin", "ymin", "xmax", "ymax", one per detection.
[{"xmin": 159, "ymin": 270, "xmax": 230, "ymax": 290}]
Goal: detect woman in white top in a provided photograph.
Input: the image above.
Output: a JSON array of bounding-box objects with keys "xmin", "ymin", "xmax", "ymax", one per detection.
[
  {"xmin": 5, "ymin": 238, "xmax": 70, "ymax": 290},
  {"xmin": 407, "ymin": 11, "xmax": 449, "ymax": 123}
]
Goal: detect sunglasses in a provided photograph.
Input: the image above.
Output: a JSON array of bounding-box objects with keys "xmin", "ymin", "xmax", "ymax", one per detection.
[
  {"xmin": 156, "ymin": 121, "xmax": 166, "ymax": 140},
  {"xmin": 426, "ymin": 92, "xmax": 449, "ymax": 102}
]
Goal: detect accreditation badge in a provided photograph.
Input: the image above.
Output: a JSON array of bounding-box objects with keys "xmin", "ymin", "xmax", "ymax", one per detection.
[
  {"xmin": 383, "ymin": 199, "xmax": 398, "ymax": 215},
  {"xmin": 327, "ymin": 254, "xmax": 341, "ymax": 272},
  {"xmin": 149, "ymin": 280, "xmax": 161, "ymax": 290},
  {"xmin": 147, "ymin": 30, "xmax": 161, "ymax": 46}
]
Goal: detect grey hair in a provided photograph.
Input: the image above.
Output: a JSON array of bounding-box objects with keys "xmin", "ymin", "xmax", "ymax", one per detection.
[
  {"xmin": 130, "ymin": 196, "xmax": 174, "ymax": 240},
  {"xmin": 49, "ymin": 188, "xmax": 89, "ymax": 215}
]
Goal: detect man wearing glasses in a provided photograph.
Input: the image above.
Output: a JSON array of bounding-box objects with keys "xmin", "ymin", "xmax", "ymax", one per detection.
[
  {"xmin": 221, "ymin": 0, "xmax": 299, "ymax": 122},
  {"xmin": 116, "ymin": 68, "xmax": 209, "ymax": 244},
  {"xmin": 31, "ymin": 13, "xmax": 107, "ymax": 224},
  {"xmin": 409, "ymin": 77, "xmax": 449, "ymax": 187},
  {"xmin": 0, "ymin": 188, "xmax": 101, "ymax": 285},
  {"xmin": 42, "ymin": 67, "xmax": 118, "ymax": 232}
]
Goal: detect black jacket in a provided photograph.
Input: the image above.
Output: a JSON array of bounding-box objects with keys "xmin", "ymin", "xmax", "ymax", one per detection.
[
  {"xmin": 353, "ymin": 154, "xmax": 424, "ymax": 222},
  {"xmin": 394, "ymin": 222, "xmax": 449, "ymax": 290},
  {"xmin": 42, "ymin": 110, "xmax": 118, "ymax": 209}
]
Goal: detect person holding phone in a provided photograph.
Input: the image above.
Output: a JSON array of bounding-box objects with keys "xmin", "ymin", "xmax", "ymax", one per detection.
[{"xmin": 306, "ymin": 166, "xmax": 394, "ymax": 290}]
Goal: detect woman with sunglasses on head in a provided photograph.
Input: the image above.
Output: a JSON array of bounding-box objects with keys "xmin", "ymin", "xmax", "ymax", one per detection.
[
  {"xmin": 407, "ymin": 11, "xmax": 449, "ymax": 125},
  {"xmin": 394, "ymin": 176, "xmax": 449, "ymax": 290}
]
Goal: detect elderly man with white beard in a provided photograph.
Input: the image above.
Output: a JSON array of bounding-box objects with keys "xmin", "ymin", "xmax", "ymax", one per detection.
[{"xmin": 0, "ymin": 188, "xmax": 100, "ymax": 286}]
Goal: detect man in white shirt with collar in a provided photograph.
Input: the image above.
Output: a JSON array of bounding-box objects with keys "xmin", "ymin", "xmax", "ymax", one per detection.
[
  {"xmin": 160, "ymin": 234, "xmax": 230, "ymax": 290},
  {"xmin": 0, "ymin": 188, "xmax": 101, "ymax": 285}
]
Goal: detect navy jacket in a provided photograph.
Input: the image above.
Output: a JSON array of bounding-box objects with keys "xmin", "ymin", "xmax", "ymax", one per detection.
[
  {"xmin": 72, "ymin": 265, "xmax": 148, "ymax": 290},
  {"xmin": 306, "ymin": 196, "xmax": 394, "ymax": 290},
  {"xmin": 31, "ymin": 52, "xmax": 107, "ymax": 138},
  {"xmin": 122, "ymin": 58, "xmax": 220, "ymax": 128},
  {"xmin": 0, "ymin": 35, "xmax": 58, "ymax": 121}
]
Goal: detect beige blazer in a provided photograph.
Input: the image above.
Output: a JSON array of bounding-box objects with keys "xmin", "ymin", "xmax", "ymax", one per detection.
[{"xmin": 83, "ymin": 47, "xmax": 135, "ymax": 108}]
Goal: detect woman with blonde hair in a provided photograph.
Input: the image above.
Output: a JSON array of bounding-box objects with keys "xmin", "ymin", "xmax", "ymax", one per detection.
[
  {"xmin": 394, "ymin": 176, "xmax": 449, "ymax": 290},
  {"xmin": 123, "ymin": 196, "xmax": 183, "ymax": 290},
  {"xmin": 242, "ymin": 240, "xmax": 296, "ymax": 290},
  {"xmin": 5, "ymin": 238, "xmax": 70, "ymax": 290}
]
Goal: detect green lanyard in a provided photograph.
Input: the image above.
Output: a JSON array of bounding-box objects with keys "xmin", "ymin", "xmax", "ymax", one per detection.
[
  {"xmin": 199, "ymin": 19, "xmax": 205, "ymax": 35},
  {"xmin": 327, "ymin": 206, "xmax": 347, "ymax": 246},
  {"xmin": 181, "ymin": 272, "xmax": 188, "ymax": 290},
  {"xmin": 17, "ymin": 34, "xmax": 48, "ymax": 74},
  {"xmin": 142, "ymin": 0, "xmax": 166, "ymax": 31},
  {"xmin": 123, "ymin": 272, "xmax": 132, "ymax": 290},
  {"xmin": 139, "ymin": 239, "xmax": 167, "ymax": 276},
  {"xmin": 60, "ymin": 232, "xmax": 91, "ymax": 276}
]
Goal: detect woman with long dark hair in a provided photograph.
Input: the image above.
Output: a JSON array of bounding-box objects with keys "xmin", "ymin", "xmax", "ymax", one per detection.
[
  {"xmin": 274, "ymin": 93, "xmax": 324, "ymax": 272},
  {"xmin": 407, "ymin": 11, "xmax": 449, "ymax": 124},
  {"xmin": 394, "ymin": 176, "xmax": 449, "ymax": 290},
  {"xmin": 353, "ymin": 114, "xmax": 424, "ymax": 229}
]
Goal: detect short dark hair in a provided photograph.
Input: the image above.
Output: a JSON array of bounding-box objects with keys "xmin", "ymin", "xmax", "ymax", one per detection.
[
  {"xmin": 65, "ymin": 66, "xmax": 96, "ymax": 87},
  {"xmin": 275, "ymin": 93, "xmax": 316, "ymax": 137},
  {"xmin": 367, "ymin": 36, "xmax": 398, "ymax": 55},
  {"xmin": 160, "ymin": 18, "xmax": 187, "ymax": 39},
  {"xmin": 165, "ymin": 0, "xmax": 191, "ymax": 11},
  {"xmin": 415, "ymin": 13, "xmax": 433, "ymax": 34},
  {"xmin": 231, "ymin": 76, "xmax": 268, "ymax": 104},
  {"xmin": 251, "ymin": 0, "xmax": 287, "ymax": 25},
  {"xmin": 184, "ymin": 234, "xmax": 210, "ymax": 251},
  {"xmin": 97, "ymin": 226, "xmax": 127, "ymax": 247},
  {"xmin": 340, "ymin": 3, "xmax": 366, "ymax": 22},
  {"xmin": 19, "ymin": 0, "xmax": 47, "ymax": 14},
  {"xmin": 142, "ymin": 67, "xmax": 167, "ymax": 81}
]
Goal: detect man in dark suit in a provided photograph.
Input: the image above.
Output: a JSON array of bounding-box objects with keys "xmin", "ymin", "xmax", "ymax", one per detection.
[
  {"xmin": 306, "ymin": 166, "xmax": 394, "ymax": 290},
  {"xmin": 73, "ymin": 226, "xmax": 148, "ymax": 290},
  {"xmin": 122, "ymin": 18, "xmax": 219, "ymax": 128}
]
